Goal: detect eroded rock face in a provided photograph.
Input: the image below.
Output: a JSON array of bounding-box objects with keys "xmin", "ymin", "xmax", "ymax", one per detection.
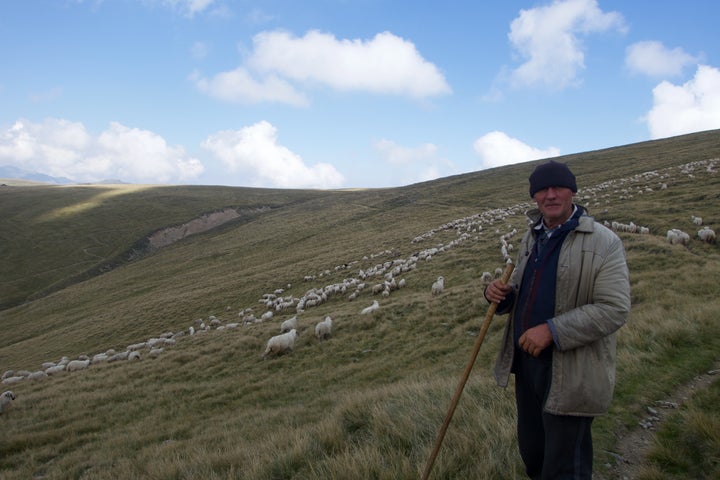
[{"xmin": 148, "ymin": 208, "xmax": 242, "ymax": 249}]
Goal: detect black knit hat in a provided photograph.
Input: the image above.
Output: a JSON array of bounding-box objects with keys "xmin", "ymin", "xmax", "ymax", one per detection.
[{"xmin": 528, "ymin": 160, "xmax": 577, "ymax": 197}]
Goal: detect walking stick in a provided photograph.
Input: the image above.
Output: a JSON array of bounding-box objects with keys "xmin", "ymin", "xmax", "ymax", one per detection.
[{"xmin": 420, "ymin": 262, "xmax": 514, "ymax": 480}]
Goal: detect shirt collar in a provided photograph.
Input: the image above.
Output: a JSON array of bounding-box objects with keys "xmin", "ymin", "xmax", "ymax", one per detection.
[{"xmin": 535, "ymin": 204, "xmax": 578, "ymax": 236}]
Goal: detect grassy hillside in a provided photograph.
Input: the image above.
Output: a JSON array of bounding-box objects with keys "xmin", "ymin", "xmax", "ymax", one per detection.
[{"xmin": 1, "ymin": 129, "xmax": 719, "ymax": 479}]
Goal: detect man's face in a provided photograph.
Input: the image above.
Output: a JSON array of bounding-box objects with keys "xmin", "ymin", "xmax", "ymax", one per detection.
[{"xmin": 533, "ymin": 186, "xmax": 575, "ymax": 228}]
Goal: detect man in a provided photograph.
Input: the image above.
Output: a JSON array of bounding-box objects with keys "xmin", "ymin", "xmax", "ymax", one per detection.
[{"xmin": 484, "ymin": 160, "xmax": 630, "ymax": 479}]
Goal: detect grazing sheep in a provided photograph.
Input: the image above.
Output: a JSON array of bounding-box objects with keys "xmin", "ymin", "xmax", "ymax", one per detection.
[
  {"xmin": 66, "ymin": 359, "xmax": 90, "ymax": 372},
  {"xmin": 28, "ymin": 371, "xmax": 48, "ymax": 381},
  {"xmin": 149, "ymin": 348, "xmax": 164, "ymax": 358},
  {"xmin": 128, "ymin": 351, "xmax": 141, "ymax": 361},
  {"xmin": 361, "ymin": 300, "xmax": 380, "ymax": 315},
  {"xmin": 0, "ymin": 391, "xmax": 16, "ymax": 414},
  {"xmin": 91, "ymin": 353, "xmax": 109, "ymax": 364},
  {"xmin": 280, "ymin": 316, "xmax": 298, "ymax": 333},
  {"xmin": 667, "ymin": 228, "xmax": 691, "ymax": 246},
  {"xmin": 2, "ymin": 376, "xmax": 24, "ymax": 386},
  {"xmin": 691, "ymin": 215, "xmax": 703, "ymax": 226},
  {"xmin": 107, "ymin": 351, "xmax": 130, "ymax": 362},
  {"xmin": 45, "ymin": 365, "xmax": 66, "ymax": 375},
  {"xmin": 315, "ymin": 316, "xmax": 333, "ymax": 340},
  {"xmin": 697, "ymin": 226, "xmax": 716, "ymax": 243},
  {"xmin": 262, "ymin": 329, "xmax": 299, "ymax": 359},
  {"xmin": 431, "ymin": 276, "xmax": 445, "ymax": 296}
]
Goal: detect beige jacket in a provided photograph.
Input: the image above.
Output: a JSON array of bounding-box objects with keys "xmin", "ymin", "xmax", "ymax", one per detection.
[{"xmin": 493, "ymin": 208, "xmax": 631, "ymax": 416}]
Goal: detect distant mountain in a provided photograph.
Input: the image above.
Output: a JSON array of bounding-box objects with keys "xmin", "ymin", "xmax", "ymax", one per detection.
[{"xmin": 0, "ymin": 165, "xmax": 76, "ymax": 184}]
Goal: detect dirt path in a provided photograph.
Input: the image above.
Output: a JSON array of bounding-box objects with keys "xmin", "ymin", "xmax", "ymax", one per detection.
[{"xmin": 599, "ymin": 362, "xmax": 720, "ymax": 479}]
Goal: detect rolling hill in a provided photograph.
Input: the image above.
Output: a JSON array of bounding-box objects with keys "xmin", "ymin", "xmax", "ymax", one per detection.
[{"xmin": 1, "ymin": 129, "xmax": 719, "ymax": 479}]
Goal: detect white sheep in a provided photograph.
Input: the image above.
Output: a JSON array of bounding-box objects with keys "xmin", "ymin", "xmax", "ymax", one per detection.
[
  {"xmin": 28, "ymin": 371, "xmax": 48, "ymax": 381},
  {"xmin": 66, "ymin": 359, "xmax": 90, "ymax": 372},
  {"xmin": 280, "ymin": 316, "xmax": 298, "ymax": 333},
  {"xmin": 45, "ymin": 365, "xmax": 66, "ymax": 375},
  {"xmin": 431, "ymin": 276, "xmax": 445, "ymax": 296},
  {"xmin": 0, "ymin": 390, "xmax": 16, "ymax": 414},
  {"xmin": 697, "ymin": 226, "xmax": 716, "ymax": 243},
  {"xmin": 691, "ymin": 215, "xmax": 703, "ymax": 226},
  {"xmin": 262, "ymin": 329, "xmax": 299, "ymax": 359},
  {"xmin": 667, "ymin": 228, "xmax": 690, "ymax": 246},
  {"xmin": 2, "ymin": 376, "xmax": 24, "ymax": 386},
  {"xmin": 361, "ymin": 300, "xmax": 380, "ymax": 315},
  {"xmin": 128, "ymin": 351, "xmax": 141, "ymax": 361},
  {"xmin": 315, "ymin": 316, "xmax": 333, "ymax": 340}
]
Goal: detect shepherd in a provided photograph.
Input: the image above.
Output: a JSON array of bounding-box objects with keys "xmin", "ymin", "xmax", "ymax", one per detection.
[{"xmin": 485, "ymin": 160, "xmax": 631, "ymax": 479}]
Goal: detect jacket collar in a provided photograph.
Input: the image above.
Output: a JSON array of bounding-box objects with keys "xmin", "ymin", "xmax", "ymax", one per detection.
[{"xmin": 526, "ymin": 204, "xmax": 594, "ymax": 234}]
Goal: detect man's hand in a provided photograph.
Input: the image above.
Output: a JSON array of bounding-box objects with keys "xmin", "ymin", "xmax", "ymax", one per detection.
[
  {"xmin": 485, "ymin": 279, "xmax": 512, "ymax": 304},
  {"xmin": 519, "ymin": 324, "xmax": 554, "ymax": 357}
]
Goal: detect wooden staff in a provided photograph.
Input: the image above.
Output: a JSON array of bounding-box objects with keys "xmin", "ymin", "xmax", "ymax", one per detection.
[{"xmin": 420, "ymin": 262, "xmax": 514, "ymax": 480}]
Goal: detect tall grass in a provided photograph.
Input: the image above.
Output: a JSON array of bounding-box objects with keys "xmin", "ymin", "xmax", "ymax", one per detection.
[{"xmin": 1, "ymin": 130, "xmax": 720, "ymax": 479}]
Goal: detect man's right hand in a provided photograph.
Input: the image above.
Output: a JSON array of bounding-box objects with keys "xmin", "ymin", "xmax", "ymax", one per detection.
[{"xmin": 485, "ymin": 279, "xmax": 512, "ymax": 304}]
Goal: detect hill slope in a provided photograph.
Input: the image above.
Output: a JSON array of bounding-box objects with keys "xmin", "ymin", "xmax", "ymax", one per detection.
[{"xmin": 1, "ymin": 130, "xmax": 719, "ymax": 479}]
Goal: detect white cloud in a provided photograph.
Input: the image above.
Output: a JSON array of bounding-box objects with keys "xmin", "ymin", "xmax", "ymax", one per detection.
[
  {"xmin": 190, "ymin": 41, "xmax": 210, "ymax": 59},
  {"xmin": 202, "ymin": 121, "xmax": 345, "ymax": 189},
  {"xmin": 626, "ymin": 41, "xmax": 698, "ymax": 77},
  {"xmin": 646, "ymin": 65, "xmax": 720, "ymax": 139},
  {"xmin": 158, "ymin": 0, "xmax": 216, "ymax": 17},
  {"xmin": 248, "ymin": 30, "xmax": 451, "ymax": 98},
  {"xmin": 508, "ymin": 0, "xmax": 625, "ymax": 89},
  {"xmin": 473, "ymin": 131, "xmax": 560, "ymax": 168},
  {"xmin": 0, "ymin": 118, "xmax": 204, "ymax": 183},
  {"xmin": 373, "ymin": 139, "xmax": 438, "ymax": 165},
  {"xmin": 190, "ymin": 68, "xmax": 309, "ymax": 106},
  {"xmin": 193, "ymin": 29, "xmax": 451, "ymax": 105},
  {"xmin": 372, "ymin": 139, "xmax": 453, "ymax": 185}
]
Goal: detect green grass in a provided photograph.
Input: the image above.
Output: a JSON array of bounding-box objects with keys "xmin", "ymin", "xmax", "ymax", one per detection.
[
  {"xmin": 637, "ymin": 379, "xmax": 720, "ymax": 480},
  {"xmin": 1, "ymin": 129, "xmax": 720, "ymax": 479}
]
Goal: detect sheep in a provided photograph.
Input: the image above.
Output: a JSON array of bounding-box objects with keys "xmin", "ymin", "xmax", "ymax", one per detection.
[
  {"xmin": 107, "ymin": 351, "xmax": 130, "ymax": 362},
  {"xmin": 697, "ymin": 226, "xmax": 716, "ymax": 243},
  {"xmin": 691, "ymin": 215, "xmax": 703, "ymax": 226},
  {"xmin": 91, "ymin": 353, "xmax": 109, "ymax": 364},
  {"xmin": 280, "ymin": 316, "xmax": 298, "ymax": 333},
  {"xmin": 667, "ymin": 228, "xmax": 691, "ymax": 246},
  {"xmin": 2, "ymin": 376, "xmax": 24, "ymax": 386},
  {"xmin": 45, "ymin": 365, "xmax": 66, "ymax": 375},
  {"xmin": 431, "ymin": 276, "xmax": 445, "ymax": 296},
  {"xmin": 315, "ymin": 316, "xmax": 333, "ymax": 340},
  {"xmin": 361, "ymin": 300, "xmax": 380, "ymax": 315},
  {"xmin": 128, "ymin": 351, "xmax": 141, "ymax": 361},
  {"xmin": 262, "ymin": 329, "xmax": 299, "ymax": 359},
  {"xmin": 66, "ymin": 359, "xmax": 90, "ymax": 372},
  {"xmin": 0, "ymin": 391, "xmax": 16, "ymax": 414},
  {"xmin": 28, "ymin": 371, "xmax": 48, "ymax": 381},
  {"xmin": 149, "ymin": 348, "xmax": 164, "ymax": 358}
]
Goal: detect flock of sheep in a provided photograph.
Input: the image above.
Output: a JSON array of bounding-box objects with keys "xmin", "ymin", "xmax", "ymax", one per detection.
[{"xmin": 2, "ymin": 158, "xmax": 717, "ymax": 402}]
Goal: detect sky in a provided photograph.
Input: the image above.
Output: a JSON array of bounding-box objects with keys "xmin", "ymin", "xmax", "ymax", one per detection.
[{"xmin": 1, "ymin": 0, "xmax": 719, "ymax": 189}]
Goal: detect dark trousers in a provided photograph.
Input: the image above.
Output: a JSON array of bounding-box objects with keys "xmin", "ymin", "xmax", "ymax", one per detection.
[{"xmin": 514, "ymin": 351, "xmax": 594, "ymax": 479}]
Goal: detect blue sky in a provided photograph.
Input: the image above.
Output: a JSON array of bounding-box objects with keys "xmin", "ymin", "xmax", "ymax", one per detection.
[{"xmin": 1, "ymin": 0, "xmax": 719, "ymax": 188}]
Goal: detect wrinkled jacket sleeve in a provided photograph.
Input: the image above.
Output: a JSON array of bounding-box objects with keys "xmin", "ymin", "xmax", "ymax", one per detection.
[{"xmin": 551, "ymin": 231, "xmax": 630, "ymax": 350}]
